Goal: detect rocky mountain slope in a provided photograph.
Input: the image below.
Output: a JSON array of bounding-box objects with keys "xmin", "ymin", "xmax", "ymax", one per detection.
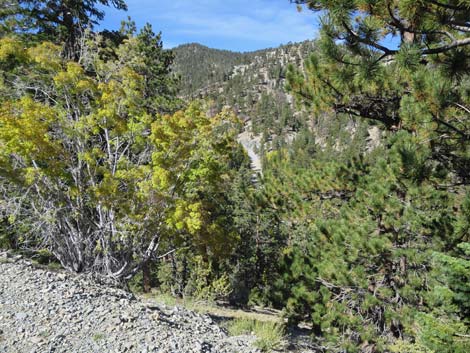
[
  {"xmin": 0, "ymin": 251, "xmax": 258, "ymax": 353},
  {"xmin": 173, "ymin": 41, "xmax": 381, "ymax": 174},
  {"xmin": 173, "ymin": 42, "xmax": 314, "ymax": 133},
  {"xmin": 172, "ymin": 41, "xmax": 319, "ymax": 173},
  {"xmin": 174, "ymin": 41, "xmax": 382, "ymax": 153}
]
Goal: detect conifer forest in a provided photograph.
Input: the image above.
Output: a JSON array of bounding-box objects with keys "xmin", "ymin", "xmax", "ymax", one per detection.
[{"xmin": 1, "ymin": 1, "xmax": 470, "ymax": 352}]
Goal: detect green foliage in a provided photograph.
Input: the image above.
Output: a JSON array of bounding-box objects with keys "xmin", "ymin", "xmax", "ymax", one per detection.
[
  {"xmin": 0, "ymin": 217, "xmax": 16, "ymax": 250},
  {"xmin": 157, "ymin": 248, "xmax": 236, "ymax": 302},
  {"xmin": 32, "ymin": 249, "xmax": 57, "ymax": 266},
  {"xmin": 434, "ymin": 241, "xmax": 470, "ymax": 319},
  {"xmin": 250, "ymin": 124, "xmax": 469, "ymax": 350},
  {"xmin": 389, "ymin": 340, "xmax": 432, "ymax": 353},
  {"xmin": 0, "ymin": 0, "xmax": 127, "ymax": 59},
  {"xmin": 413, "ymin": 312, "xmax": 470, "ymax": 353},
  {"xmin": 92, "ymin": 332, "xmax": 105, "ymax": 341},
  {"xmin": 227, "ymin": 318, "xmax": 285, "ymax": 352},
  {"xmin": 150, "ymin": 101, "xmax": 246, "ymax": 258},
  {"xmin": 0, "ymin": 34, "xmax": 163, "ymax": 273},
  {"xmin": 172, "ymin": 43, "xmax": 247, "ymax": 96},
  {"xmin": 290, "ymin": 0, "xmax": 470, "ymax": 182},
  {"xmin": 272, "ymin": 0, "xmax": 470, "ymax": 351},
  {"xmin": 252, "ymin": 321, "xmax": 285, "ymax": 352},
  {"xmin": 0, "ymin": 20, "xmax": 246, "ymax": 279},
  {"xmin": 131, "ymin": 23, "xmax": 181, "ymax": 114},
  {"xmin": 227, "ymin": 317, "xmax": 256, "ymax": 336},
  {"xmin": 1, "ymin": 2, "xmax": 126, "ymax": 36},
  {"xmin": 2, "ymin": 3, "xmax": 470, "ymax": 353},
  {"xmin": 184, "ymin": 256, "xmax": 232, "ymax": 301}
]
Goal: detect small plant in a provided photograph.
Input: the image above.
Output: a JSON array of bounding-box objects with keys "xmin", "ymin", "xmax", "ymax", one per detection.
[
  {"xmin": 389, "ymin": 340, "xmax": 434, "ymax": 353},
  {"xmin": 34, "ymin": 249, "xmax": 55, "ymax": 265},
  {"xmin": 253, "ymin": 320, "xmax": 285, "ymax": 352},
  {"xmin": 227, "ymin": 318, "xmax": 285, "ymax": 352},
  {"xmin": 153, "ymin": 292, "xmax": 178, "ymax": 307},
  {"xmin": 128, "ymin": 271, "xmax": 144, "ymax": 294},
  {"xmin": 39, "ymin": 330, "xmax": 50, "ymax": 338},
  {"xmin": 227, "ymin": 318, "xmax": 255, "ymax": 336},
  {"xmin": 184, "ymin": 256, "xmax": 233, "ymax": 302},
  {"xmin": 46, "ymin": 262, "xmax": 62, "ymax": 271},
  {"xmin": 92, "ymin": 333, "xmax": 105, "ymax": 342}
]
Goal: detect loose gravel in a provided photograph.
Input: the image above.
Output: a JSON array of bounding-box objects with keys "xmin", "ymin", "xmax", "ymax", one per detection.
[{"xmin": 0, "ymin": 251, "xmax": 258, "ymax": 353}]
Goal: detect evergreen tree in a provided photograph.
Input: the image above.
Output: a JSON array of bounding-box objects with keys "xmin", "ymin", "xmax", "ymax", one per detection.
[
  {"xmin": 288, "ymin": 0, "xmax": 470, "ymax": 183},
  {"xmin": 279, "ymin": 1, "xmax": 470, "ymax": 351},
  {"xmin": 0, "ymin": 0, "xmax": 127, "ymax": 59}
]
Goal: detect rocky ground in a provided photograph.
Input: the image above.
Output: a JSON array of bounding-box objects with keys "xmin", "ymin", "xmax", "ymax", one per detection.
[{"xmin": 0, "ymin": 251, "xmax": 259, "ymax": 353}]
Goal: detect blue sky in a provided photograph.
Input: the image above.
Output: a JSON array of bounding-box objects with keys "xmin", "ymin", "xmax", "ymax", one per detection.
[{"xmin": 99, "ymin": 0, "xmax": 319, "ymax": 52}]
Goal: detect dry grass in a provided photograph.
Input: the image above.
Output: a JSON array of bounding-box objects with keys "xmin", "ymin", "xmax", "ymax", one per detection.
[
  {"xmin": 141, "ymin": 291, "xmax": 286, "ymax": 352},
  {"xmin": 144, "ymin": 291, "xmax": 281, "ymax": 323},
  {"xmin": 227, "ymin": 318, "xmax": 286, "ymax": 352}
]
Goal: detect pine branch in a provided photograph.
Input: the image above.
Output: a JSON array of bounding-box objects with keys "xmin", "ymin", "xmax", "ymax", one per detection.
[
  {"xmin": 453, "ymin": 102, "xmax": 470, "ymax": 115},
  {"xmin": 422, "ymin": 37, "xmax": 470, "ymax": 54},
  {"xmin": 428, "ymin": 0, "xmax": 469, "ymax": 11},
  {"xmin": 432, "ymin": 113, "xmax": 470, "ymax": 141},
  {"xmin": 450, "ymin": 24, "xmax": 470, "ymax": 32},
  {"xmin": 334, "ymin": 95, "xmax": 401, "ymax": 128},
  {"xmin": 341, "ymin": 21, "xmax": 397, "ymax": 55}
]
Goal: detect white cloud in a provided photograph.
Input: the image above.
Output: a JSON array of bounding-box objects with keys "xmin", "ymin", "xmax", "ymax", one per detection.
[{"xmin": 101, "ymin": 0, "xmax": 319, "ymax": 50}]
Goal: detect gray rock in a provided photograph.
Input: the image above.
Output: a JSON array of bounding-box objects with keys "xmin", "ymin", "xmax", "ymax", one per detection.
[
  {"xmin": 0, "ymin": 258, "xmax": 259, "ymax": 353},
  {"xmin": 15, "ymin": 312, "xmax": 28, "ymax": 320}
]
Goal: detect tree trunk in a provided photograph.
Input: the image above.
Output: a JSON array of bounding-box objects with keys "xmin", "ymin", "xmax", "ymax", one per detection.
[
  {"xmin": 61, "ymin": 6, "xmax": 78, "ymax": 61},
  {"xmin": 142, "ymin": 260, "xmax": 152, "ymax": 293}
]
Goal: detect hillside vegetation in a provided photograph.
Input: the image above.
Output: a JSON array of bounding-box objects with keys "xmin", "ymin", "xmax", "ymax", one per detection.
[
  {"xmin": 172, "ymin": 43, "xmax": 248, "ymax": 96},
  {"xmin": 173, "ymin": 41, "xmax": 316, "ymax": 137},
  {"xmin": 1, "ymin": 1, "xmax": 470, "ymax": 352}
]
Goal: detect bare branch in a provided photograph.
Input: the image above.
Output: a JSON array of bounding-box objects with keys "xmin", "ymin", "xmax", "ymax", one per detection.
[{"xmin": 422, "ymin": 37, "xmax": 470, "ymax": 54}]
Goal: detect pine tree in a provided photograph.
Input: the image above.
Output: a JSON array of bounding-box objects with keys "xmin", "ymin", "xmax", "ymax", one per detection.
[
  {"xmin": 288, "ymin": 0, "xmax": 470, "ymax": 183},
  {"xmin": 278, "ymin": 1, "xmax": 470, "ymax": 351},
  {"xmin": 0, "ymin": 0, "xmax": 127, "ymax": 59}
]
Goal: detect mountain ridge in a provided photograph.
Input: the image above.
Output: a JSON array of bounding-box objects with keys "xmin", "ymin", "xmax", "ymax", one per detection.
[{"xmin": 171, "ymin": 39, "xmax": 378, "ymax": 172}]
